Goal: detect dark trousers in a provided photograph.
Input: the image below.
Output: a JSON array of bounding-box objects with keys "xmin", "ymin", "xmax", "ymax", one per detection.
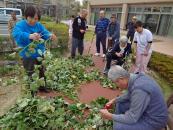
[
  {"xmin": 127, "ymin": 32, "xmax": 134, "ymax": 44},
  {"xmin": 23, "ymin": 58, "xmax": 45, "ymax": 78},
  {"xmin": 114, "ymin": 100, "xmax": 157, "ymax": 130},
  {"xmin": 107, "ymin": 39, "xmax": 114, "ymax": 50},
  {"xmin": 106, "ymin": 53, "xmax": 124, "ymax": 69},
  {"xmin": 96, "ymin": 32, "xmax": 107, "ymax": 54},
  {"xmin": 71, "ymin": 37, "xmax": 84, "ymax": 58}
]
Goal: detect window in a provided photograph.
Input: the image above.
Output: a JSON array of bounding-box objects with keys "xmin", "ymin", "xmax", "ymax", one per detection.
[
  {"xmin": 117, "ymin": 7, "xmax": 122, "ymax": 12},
  {"xmin": 6, "ymin": 10, "xmax": 13, "ymax": 15},
  {"xmin": 100, "ymin": 8, "xmax": 105, "ymax": 11},
  {"xmin": 6, "ymin": 10, "xmax": 20, "ymax": 15},
  {"xmin": 129, "ymin": 7, "xmax": 135, "ymax": 12},
  {"xmin": 161, "ymin": 7, "xmax": 172, "ymax": 13},
  {"xmin": 152, "ymin": 7, "xmax": 160, "ymax": 12},
  {"xmin": 0, "ymin": 9, "xmax": 4, "ymax": 15},
  {"xmin": 136, "ymin": 7, "xmax": 143, "ymax": 12},
  {"xmin": 106, "ymin": 8, "xmax": 111, "ymax": 12},
  {"xmin": 112, "ymin": 8, "xmax": 117, "ymax": 12},
  {"xmin": 144, "ymin": 7, "xmax": 152, "ymax": 12}
]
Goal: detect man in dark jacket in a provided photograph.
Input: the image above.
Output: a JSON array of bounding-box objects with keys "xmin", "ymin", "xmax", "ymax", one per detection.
[
  {"xmin": 107, "ymin": 14, "xmax": 120, "ymax": 50},
  {"xmin": 127, "ymin": 16, "xmax": 137, "ymax": 44},
  {"xmin": 71, "ymin": 9, "xmax": 88, "ymax": 58},
  {"xmin": 103, "ymin": 36, "xmax": 131, "ymax": 74},
  {"xmin": 95, "ymin": 10, "xmax": 110, "ymax": 58}
]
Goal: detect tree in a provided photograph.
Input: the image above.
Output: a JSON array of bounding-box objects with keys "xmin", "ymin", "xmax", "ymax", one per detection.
[
  {"xmin": 70, "ymin": 1, "xmax": 81, "ymax": 16},
  {"xmin": 82, "ymin": 0, "xmax": 88, "ymax": 9}
]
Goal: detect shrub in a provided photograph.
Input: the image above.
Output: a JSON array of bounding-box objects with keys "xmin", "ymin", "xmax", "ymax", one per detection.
[
  {"xmin": 41, "ymin": 15, "xmax": 54, "ymax": 22},
  {"xmin": 149, "ymin": 51, "xmax": 173, "ymax": 88},
  {"xmin": 42, "ymin": 22, "xmax": 69, "ymax": 51},
  {"xmin": 0, "ymin": 37, "xmax": 12, "ymax": 52}
]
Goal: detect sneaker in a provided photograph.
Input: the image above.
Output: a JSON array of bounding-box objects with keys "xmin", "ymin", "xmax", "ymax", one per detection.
[
  {"xmin": 94, "ymin": 53, "xmax": 100, "ymax": 56},
  {"xmin": 103, "ymin": 68, "xmax": 109, "ymax": 75},
  {"xmin": 102, "ymin": 54, "xmax": 106, "ymax": 58}
]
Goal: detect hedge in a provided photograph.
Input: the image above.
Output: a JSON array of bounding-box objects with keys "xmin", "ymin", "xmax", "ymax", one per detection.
[
  {"xmin": 42, "ymin": 22, "xmax": 69, "ymax": 51},
  {"xmin": 149, "ymin": 51, "xmax": 173, "ymax": 88}
]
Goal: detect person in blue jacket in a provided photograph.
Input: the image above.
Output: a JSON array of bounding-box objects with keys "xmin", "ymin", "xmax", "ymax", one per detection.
[
  {"xmin": 107, "ymin": 14, "xmax": 120, "ymax": 50},
  {"xmin": 95, "ymin": 10, "xmax": 109, "ymax": 58},
  {"xmin": 12, "ymin": 6, "xmax": 56, "ymax": 93}
]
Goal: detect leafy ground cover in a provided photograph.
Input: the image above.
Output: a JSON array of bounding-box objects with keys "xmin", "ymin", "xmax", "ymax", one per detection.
[{"xmin": 0, "ymin": 96, "xmax": 113, "ymax": 130}]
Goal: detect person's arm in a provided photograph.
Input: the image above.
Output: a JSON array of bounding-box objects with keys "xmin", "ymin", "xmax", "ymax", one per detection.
[
  {"xmin": 127, "ymin": 22, "xmax": 130, "ymax": 30},
  {"xmin": 107, "ymin": 24, "xmax": 111, "ymax": 37},
  {"xmin": 146, "ymin": 31, "xmax": 153, "ymax": 53},
  {"xmin": 133, "ymin": 32, "xmax": 137, "ymax": 54},
  {"xmin": 39, "ymin": 23, "xmax": 52, "ymax": 40},
  {"xmin": 112, "ymin": 22, "xmax": 120, "ymax": 40},
  {"xmin": 116, "ymin": 92, "xmax": 129, "ymax": 102},
  {"xmin": 95, "ymin": 20, "xmax": 98, "ymax": 34},
  {"xmin": 124, "ymin": 43, "xmax": 132, "ymax": 57},
  {"xmin": 8, "ymin": 20, "xmax": 12, "ymax": 34},
  {"xmin": 110, "ymin": 42, "xmax": 119, "ymax": 53},
  {"xmin": 105, "ymin": 92, "xmax": 129, "ymax": 108},
  {"xmin": 112, "ymin": 89, "xmax": 150, "ymax": 124},
  {"xmin": 12, "ymin": 23, "xmax": 31, "ymax": 47},
  {"xmin": 167, "ymin": 93, "xmax": 173, "ymax": 107}
]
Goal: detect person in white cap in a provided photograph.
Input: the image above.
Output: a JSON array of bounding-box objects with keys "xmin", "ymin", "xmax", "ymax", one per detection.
[{"xmin": 103, "ymin": 36, "xmax": 131, "ymax": 74}]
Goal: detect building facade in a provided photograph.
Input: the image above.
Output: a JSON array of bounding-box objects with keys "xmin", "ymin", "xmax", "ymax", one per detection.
[
  {"xmin": 0, "ymin": 0, "xmax": 5, "ymax": 7},
  {"xmin": 88, "ymin": 0, "xmax": 173, "ymax": 37}
]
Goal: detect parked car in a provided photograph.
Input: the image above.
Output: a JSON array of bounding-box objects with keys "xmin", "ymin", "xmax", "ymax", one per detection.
[{"xmin": 0, "ymin": 8, "xmax": 22, "ymax": 23}]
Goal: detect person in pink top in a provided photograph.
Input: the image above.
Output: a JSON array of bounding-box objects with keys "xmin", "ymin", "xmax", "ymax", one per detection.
[{"xmin": 133, "ymin": 21, "xmax": 153, "ymax": 74}]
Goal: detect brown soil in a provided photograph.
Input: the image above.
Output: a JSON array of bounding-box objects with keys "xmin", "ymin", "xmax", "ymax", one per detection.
[
  {"xmin": 0, "ymin": 84, "xmax": 21, "ymax": 116},
  {"xmin": 78, "ymin": 81, "xmax": 121, "ymax": 104}
]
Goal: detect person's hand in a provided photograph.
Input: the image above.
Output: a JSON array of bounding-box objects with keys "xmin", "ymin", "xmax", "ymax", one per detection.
[
  {"xmin": 100, "ymin": 109, "xmax": 112, "ymax": 120},
  {"xmin": 80, "ymin": 29, "xmax": 85, "ymax": 33},
  {"xmin": 108, "ymin": 37, "xmax": 112, "ymax": 40},
  {"xmin": 106, "ymin": 99, "xmax": 115, "ymax": 107},
  {"xmin": 143, "ymin": 49, "xmax": 148, "ymax": 56},
  {"xmin": 167, "ymin": 94, "xmax": 173, "ymax": 107},
  {"xmin": 29, "ymin": 33, "xmax": 41, "ymax": 41},
  {"xmin": 50, "ymin": 34, "xmax": 57, "ymax": 41},
  {"xmin": 116, "ymin": 52, "xmax": 123, "ymax": 57}
]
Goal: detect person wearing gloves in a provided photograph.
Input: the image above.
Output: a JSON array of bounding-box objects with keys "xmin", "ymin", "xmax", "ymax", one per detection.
[
  {"xmin": 100, "ymin": 65, "xmax": 168, "ymax": 130},
  {"xmin": 103, "ymin": 36, "xmax": 131, "ymax": 74},
  {"xmin": 12, "ymin": 6, "xmax": 56, "ymax": 93}
]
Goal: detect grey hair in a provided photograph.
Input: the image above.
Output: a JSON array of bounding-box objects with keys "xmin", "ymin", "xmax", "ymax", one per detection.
[
  {"xmin": 100, "ymin": 10, "xmax": 105, "ymax": 14},
  {"xmin": 108, "ymin": 65, "xmax": 130, "ymax": 81},
  {"xmin": 120, "ymin": 36, "xmax": 128, "ymax": 44},
  {"xmin": 80, "ymin": 9, "xmax": 88, "ymax": 14}
]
